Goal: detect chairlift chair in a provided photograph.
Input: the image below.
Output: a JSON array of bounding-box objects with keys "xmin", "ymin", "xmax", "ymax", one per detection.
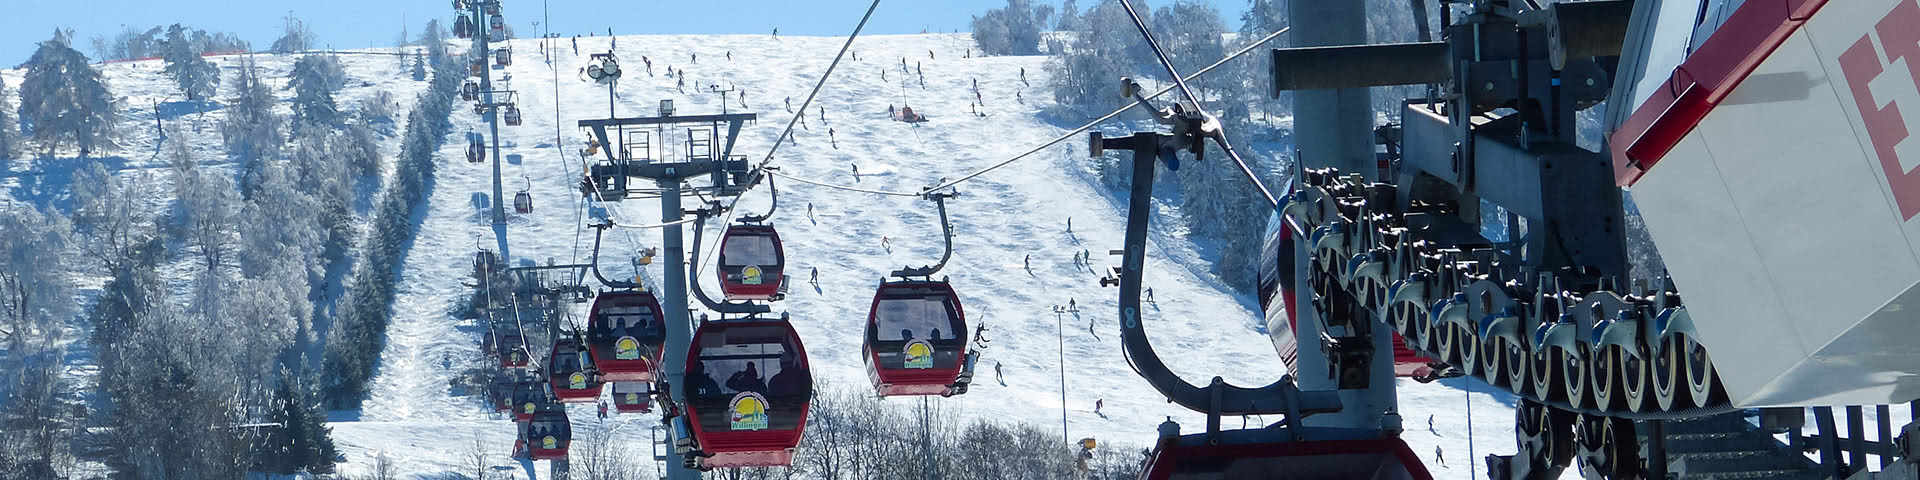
[
  {"xmin": 503, "ymin": 104, "xmax": 524, "ymax": 126},
  {"xmin": 585, "ymin": 291, "xmax": 666, "ymax": 382},
  {"xmin": 682, "ymin": 318, "xmax": 812, "ymax": 469},
  {"xmin": 546, "ymin": 337, "xmax": 604, "ymax": 402},
  {"xmin": 863, "ymin": 279, "xmax": 970, "ymax": 397},
  {"xmin": 716, "ymin": 224, "xmax": 786, "ymax": 301}
]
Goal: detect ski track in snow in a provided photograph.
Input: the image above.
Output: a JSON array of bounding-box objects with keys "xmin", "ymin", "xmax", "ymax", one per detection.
[{"xmin": 0, "ymin": 33, "xmax": 1570, "ymax": 479}]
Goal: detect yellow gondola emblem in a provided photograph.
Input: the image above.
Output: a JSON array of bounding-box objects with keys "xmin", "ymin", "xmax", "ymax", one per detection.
[
  {"xmin": 569, "ymin": 372, "xmax": 587, "ymax": 389},
  {"xmin": 523, "ymin": 402, "xmax": 535, "ymax": 414},
  {"xmin": 626, "ymin": 392, "xmax": 640, "ymax": 403},
  {"xmin": 742, "ymin": 265, "xmax": 765, "ymax": 285},
  {"xmin": 729, "ymin": 392, "xmax": 770, "ymax": 431},
  {"xmin": 904, "ymin": 340, "xmax": 934, "ymax": 369},
  {"xmin": 542, "ymin": 436, "xmax": 557, "ymax": 449},
  {"xmin": 615, "ymin": 336, "xmax": 640, "ymax": 360}
]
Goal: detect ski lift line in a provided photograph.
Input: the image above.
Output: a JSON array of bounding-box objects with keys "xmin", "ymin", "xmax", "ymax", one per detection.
[
  {"xmin": 918, "ymin": 27, "xmax": 1288, "ymax": 193},
  {"xmin": 1115, "ymin": 0, "xmax": 1279, "ymax": 208},
  {"xmin": 605, "ymin": 217, "xmax": 700, "ymax": 230},
  {"xmin": 755, "ymin": 0, "xmax": 883, "ymax": 168},
  {"xmin": 766, "ymin": 170, "xmax": 921, "ymax": 197}
]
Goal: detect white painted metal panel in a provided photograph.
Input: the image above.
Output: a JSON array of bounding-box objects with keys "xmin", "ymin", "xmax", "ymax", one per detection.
[{"xmin": 1630, "ymin": 134, "xmax": 1808, "ymax": 405}]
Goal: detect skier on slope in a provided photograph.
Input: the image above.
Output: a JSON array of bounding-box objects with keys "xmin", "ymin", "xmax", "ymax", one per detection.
[
  {"xmin": 1094, "ymin": 399, "xmax": 1104, "ymax": 415},
  {"xmin": 1435, "ymin": 446, "xmax": 1444, "ymax": 466},
  {"xmin": 810, "ymin": 266, "xmax": 819, "ymax": 285},
  {"xmin": 994, "ymin": 361, "xmax": 1005, "ymax": 385},
  {"xmin": 1024, "ymin": 254, "xmax": 1032, "ymax": 272}
]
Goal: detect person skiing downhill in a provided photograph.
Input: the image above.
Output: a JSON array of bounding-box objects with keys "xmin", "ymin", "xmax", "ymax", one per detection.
[
  {"xmin": 1094, "ymin": 399, "xmax": 1104, "ymax": 415},
  {"xmin": 994, "ymin": 361, "xmax": 1005, "ymax": 385},
  {"xmin": 810, "ymin": 266, "xmax": 819, "ymax": 285},
  {"xmin": 1435, "ymin": 446, "xmax": 1445, "ymax": 466}
]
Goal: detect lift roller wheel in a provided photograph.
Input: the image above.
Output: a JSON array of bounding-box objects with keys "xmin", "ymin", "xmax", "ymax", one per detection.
[
  {"xmin": 1590, "ymin": 345, "xmax": 1651, "ymax": 413},
  {"xmin": 1560, "ymin": 344, "xmax": 1593, "ymax": 410},
  {"xmin": 1652, "ymin": 333, "xmax": 1689, "ymax": 411},
  {"xmin": 1517, "ymin": 400, "xmax": 1577, "ymax": 476},
  {"xmin": 1573, "ymin": 413, "xmax": 1640, "ymax": 480}
]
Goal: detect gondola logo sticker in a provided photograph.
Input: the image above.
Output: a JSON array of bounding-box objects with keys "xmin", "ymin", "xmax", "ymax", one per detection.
[
  {"xmin": 523, "ymin": 402, "xmax": 535, "ymax": 414},
  {"xmin": 904, "ymin": 340, "xmax": 934, "ymax": 369},
  {"xmin": 569, "ymin": 372, "xmax": 588, "ymax": 389},
  {"xmin": 626, "ymin": 392, "xmax": 641, "ymax": 403},
  {"xmin": 743, "ymin": 265, "xmax": 765, "ymax": 285},
  {"xmin": 542, "ymin": 436, "xmax": 557, "ymax": 449},
  {"xmin": 615, "ymin": 336, "xmax": 640, "ymax": 360},
  {"xmin": 729, "ymin": 392, "xmax": 771, "ymax": 431}
]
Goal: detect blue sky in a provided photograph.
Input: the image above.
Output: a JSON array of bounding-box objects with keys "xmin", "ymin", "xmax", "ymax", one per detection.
[{"xmin": 6, "ymin": 0, "xmax": 1250, "ymax": 66}]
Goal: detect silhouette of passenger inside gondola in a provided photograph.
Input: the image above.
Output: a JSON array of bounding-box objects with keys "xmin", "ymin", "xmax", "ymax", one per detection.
[
  {"xmin": 689, "ymin": 361, "xmax": 723, "ymax": 397},
  {"xmin": 726, "ymin": 362, "xmax": 767, "ymax": 394},
  {"xmin": 768, "ymin": 350, "xmax": 809, "ymax": 398}
]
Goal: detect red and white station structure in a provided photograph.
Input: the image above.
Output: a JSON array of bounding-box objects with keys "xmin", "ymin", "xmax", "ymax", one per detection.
[{"xmin": 1614, "ymin": 0, "xmax": 1920, "ymax": 407}]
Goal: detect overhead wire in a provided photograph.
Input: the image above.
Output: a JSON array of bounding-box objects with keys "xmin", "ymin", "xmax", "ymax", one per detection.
[
  {"xmin": 693, "ymin": 0, "xmax": 884, "ymax": 277},
  {"xmin": 761, "ymin": 27, "xmax": 1292, "ymax": 197},
  {"xmin": 1116, "ymin": 0, "xmax": 1279, "ymax": 207}
]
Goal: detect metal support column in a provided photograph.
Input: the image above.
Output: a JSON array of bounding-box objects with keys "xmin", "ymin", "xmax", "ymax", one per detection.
[
  {"xmin": 1287, "ymin": 0, "xmax": 1375, "ymax": 175},
  {"xmin": 471, "ymin": 1, "xmax": 510, "ymax": 260},
  {"xmin": 658, "ymin": 179, "xmax": 700, "ymax": 480}
]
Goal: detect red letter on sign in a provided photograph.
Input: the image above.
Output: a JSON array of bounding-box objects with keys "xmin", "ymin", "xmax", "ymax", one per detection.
[{"xmin": 1841, "ymin": 0, "xmax": 1920, "ymax": 220}]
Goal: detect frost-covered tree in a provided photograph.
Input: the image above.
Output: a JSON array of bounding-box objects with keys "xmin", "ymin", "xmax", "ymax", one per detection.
[
  {"xmin": 1047, "ymin": 0, "xmax": 1155, "ymax": 116},
  {"xmin": 342, "ymin": 118, "xmax": 385, "ymax": 178},
  {"xmin": 1057, "ymin": 0, "xmax": 1083, "ymax": 31},
  {"xmin": 288, "ymin": 54, "xmax": 347, "ymax": 129},
  {"xmin": 1149, "ymin": 2, "xmax": 1226, "ymax": 91},
  {"xmin": 163, "ymin": 24, "xmax": 221, "ymax": 101},
  {"xmin": 972, "ymin": 0, "xmax": 1047, "ymax": 56},
  {"xmin": 19, "ymin": 29, "xmax": 117, "ymax": 157},
  {"xmin": 223, "ymin": 57, "xmax": 283, "ymax": 195},
  {"xmin": 177, "ymin": 168, "xmax": 239, "ymax": 271},
  {"xmin": 73, "ymin": 159, "xmax": 156, "ymax": 272},
  {"xmin": 259, "ymin": 366, "xmax": 337, "ymax": 474},
  {"xmin": 270, "ymin": 14, "xmax": 315, "ymax": 54},
  {"xmin": 239, "ymin": 167, "xmax": 324, "ymax": 280},
  {"xmin": 0, "ymin": 77, "xmax": 20, "ymax": 166},
  {"xmin": 0, "ymin": 205, "xmax": 75, "ymax": 352}
]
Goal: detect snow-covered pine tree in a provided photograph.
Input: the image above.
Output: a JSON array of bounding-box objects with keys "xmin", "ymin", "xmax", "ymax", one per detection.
[
  {"xmin": 19, "ymin": 29, "xmax": 117, "ymax": 157},
  {"xmin": 162, "ymin": 24, "xmax": 221, "ymax": 101},
  {"xmin": 222, "ymin": 56, "xmax": 283, "ymax": 196},
  {"xmin": 177, "ymin": 167, "xmax": 238, "ymax": 272},
  {"xmin": 288, "ymin": 54, "xmax": 347, "ymax": 130},
  {"xmin": 411, "ymin": 51, "xmax": 428, "ymax": 81}
]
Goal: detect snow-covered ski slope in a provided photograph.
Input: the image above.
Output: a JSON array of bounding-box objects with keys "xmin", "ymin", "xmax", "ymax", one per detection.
[{"xmin": 331, "ymin": 32, "xmax": 1551, "ymax": 478}]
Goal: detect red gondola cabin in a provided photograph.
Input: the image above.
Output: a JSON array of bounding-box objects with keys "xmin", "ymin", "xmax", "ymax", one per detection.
[
  {"xmin": 611, "ymin": 381, "xmax": 652, "ymax": 413},
  {"xmin": 524, "ymin": 406, "xmax": 572, "ymax": 460},
  {"xmin": 585, "ymin": 291, "xmax": 667, "ymax": 382},
  {"xmin": 547, "ymin": 338, "xmax": 604, "ymax": 402},
  {"xmin": 509, "ymin": 381, "xmax": 545, "ymax": 423},
  {"xmin": 716, "ymin": 225, "xmax": 785, "ymax": 301},
  {"xmin": 863, "ymin": 280, "xmax": 969, "ymax": 396},
  {"xmin": 1140, "ymin": 436, "xmax": 1433, "ymax": 480},
  {"xmin": 683, "ymin": 319, "xmax": 811, "ymax": 469}
]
